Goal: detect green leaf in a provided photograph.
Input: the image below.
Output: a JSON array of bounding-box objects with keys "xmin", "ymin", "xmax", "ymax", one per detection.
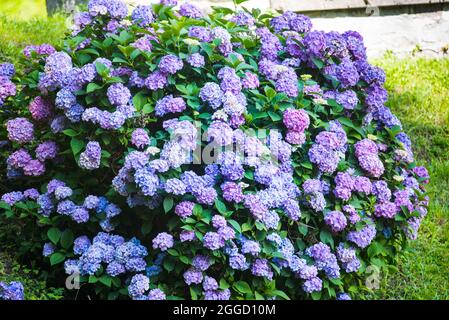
[
  {"xmin": 190, "ymin": 287, "xmax": 198, "ymax": 300},
  {"xmin": 142, "ymin": 104, "xmax": 154, "ymax": 114},
  {"xmin": 50, "ymin": 252, "xmax": 65, "ymax": 266},
  {"xmin": 254, "ymin": 291, "xmax": 265, "ymax": 300},
  {"xmin": 311, "ymin": 291, "xmax": 322, "ymax": 300},
  {"xmin": 60, "ymin": 229, "xmax": 74, "ymax": 250},
  {"xmin": 167, "ymin": 249, "xmax": 179, "ymax": 257},
  {"xmin": 86, "ymin": 82, "xmax": 102, "ymax": 93},
  {"xmin": 63, "ymin": 129, "xmax": 79, "ymax": 137},
  {"xmin": 311, "ymin": 57, "xmax": 324, "ymax": 69},
  {"xmin": 70, "ymin": 138, "xmax": 85, "ymax": 156},
  {"xmin": 264, "ymin": 86, "xmax": 276, "ymax": 100},
  {"xmin": 163, "ymin": 197, "xmax": 174, "ymax": 213},
  {"xmin": 268, "ymin": 111, "xmax": 281, "ymax": 121},
  {"xmin": 132, "ymin": 91, "xmax": 147, "ymax": 111},
  {"xmin": 47, "ymin": 227, "xmax": 61, "ymax": 245},
  {"xmin": 95, "ymin": 62, "xmax": 109, "ymax": 77},
  {"xmin": 242, "ymin": 223, "xmax": 252, "ymax": 232},
  {"xmin": 228, "ymin": 219, "xmax": 242, "ymax": 234},
  {"xmin": 141, "ymin": 221, "xmax": 152, "ymax": 235},
  {"xmin": 163, "ymin": 259, "xmax": 175, "ymax": 272},
  {"xmin": 193, "ymin": 204, "xmax": 203, "ymax": 217},
  {"xmin": 233, "ymin": 281, "xmax": 252, "ymax": 294},
  {"xmin": 99, "ymin": 276, "xmax": 112, "ymax": 287},
  {"xmin": 0, "ymin": 202, "xmax": 11, "ymax": 210},
  {"xmin": 219, "ymin": 279, "xmax": 230, "ymax": 290},
  {"xmin": 320, "ymin": 230, "xmax": 334, "ymax": 249},
  {"xmin": 214, "ymin": 199, "xmax": 227, "ymax": 214},
  {"xmin": 270, "ymin": 290, "xmax": 290, "ymax": 300},
  {"xmin": 179, "ymin": 256, "xmax": 190, "ymax": 264}
]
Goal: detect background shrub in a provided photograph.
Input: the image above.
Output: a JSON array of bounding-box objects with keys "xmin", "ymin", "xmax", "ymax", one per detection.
[{"xmin": 0, "ymin": 0, "xmax": 431, "ymax": 300}]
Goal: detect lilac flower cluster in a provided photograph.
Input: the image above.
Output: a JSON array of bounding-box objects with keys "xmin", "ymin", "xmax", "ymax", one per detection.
[
  {"xmin": 128, "ymin": 274, "xmax": 166, "ymax": 300},
  {"xmin": 0, "ymin": 281, "xmax": 24, "ymax": 300},
  {"xmin": 0, "ymin": 63, "xmax": 16, "ymax": 106},
  {"xmin": 282, "ymin": 108, "xmax": 310, "ymax": 145},
  {"xmin": 65, "ymin": 232, "xmax": 147, "ymax": 277},
  {"xmin": 79, "ymin": 141, "xmax": 101, "ymax": 170},
  {"xmin": 355, "ymin": 138, "xmax": 385, "ymax": 178},
  {"xmin": 6, "ymin": 140, "xmax": 58, "ymax": 177},
  {"xmin": 308, "ymin": 121, "xmax": 347, "ymax": 174},
  {"xmin": 302, "ymin": 179, "xmax": 326, "ymax": 212}
]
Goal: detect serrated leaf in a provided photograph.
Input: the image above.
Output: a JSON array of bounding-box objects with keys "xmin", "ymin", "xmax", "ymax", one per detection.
[
  {"xmin": 163, "ymin": 197, "xmax": 174, "ymax": 213},
  {"xmin": 47, "ymin": 227, "xmax": 61, "ymax": 245},
  {"xmin": 86, "ymin": 82, "xmax": 102, "ymax": 93},
  {"xmin": 233, "ymin": 281, "xmax": 252, "ymax": 294},
  {"xmin": 60, "ymin": 229, "xmax": 74, "ymax": 250},
  {"xmin": 132, "ymin": 91, "xmax": 147, "ymax": 111},
  {"xmin": 99, "ymin": 276, "xmax": 113, "ymax": 287},
  {"xmin": 270, "ymin": 290, "xmax": 290, "ymax": 300},
  {"xmin": 141, "ymin": 221, "xmax": 152, "ymax": 235},
  {"xmin": 167, "ymin": 249, "xmax": 179, "ymax": 257},
  {"xmin": 214, "ymin": 199, "xmax": 227, "ymax": 214},
  {"xmin": 50, "ymin": 252, "xmax": 65, "ymax": 266},
  {"xmin": 63, "ymin": 129, "xmax": 79, "ymax": 137},
  {"xmin": 227, "ymin": 219, "xmax": 242, "ymax": 234},
  {"xmin": 70, "ymin": 138, "xmax": 85, "ymax": 156},
  {"xmin": 319, "ymin": 230, "xmax": 334, "ymax": 249},
  {"xmin": 268, "ymin": 111, "xmax": 281, "ymax": 121}
]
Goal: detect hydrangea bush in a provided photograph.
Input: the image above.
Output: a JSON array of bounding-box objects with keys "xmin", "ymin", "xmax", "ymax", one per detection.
[{"xmin": 0, "ymin": 0, "xmax": 429, "ymax": 300}]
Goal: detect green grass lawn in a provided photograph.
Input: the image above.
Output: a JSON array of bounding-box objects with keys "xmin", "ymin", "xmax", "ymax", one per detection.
[
  {"xmin": 0, "ymin": 14, "xmax": 67, "ymax": 66},
  {"xmin": 0, "ymin": 10, "xmax": 448, "ymax": 299},
  {"xmin": 0, "ymin": 0, "xmax": 47, "ymax": 20},
  {"xmin": 372, "ymin": 55, "xmax": 449, "ymax": 299}
]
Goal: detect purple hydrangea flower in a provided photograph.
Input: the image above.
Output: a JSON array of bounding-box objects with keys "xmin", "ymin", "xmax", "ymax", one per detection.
[
  {"xmin": 29, "ymin": 96, "xmax": 54, "ymax": 121},
  {"xmin": 36, "ymin": 141, "xmax": 58, "ymax": 162},
  {"xmin": 179, "ymin": 3, "xmax": 203, "ymax": 19},
  {"xmin": 145, "ymin": 71, "xmax": 168, "ymax": 90},
  {"xmin": 347, "ymin": 221, "xmax": 376, "ymax": 248},
  {"xmin": 200, "ymin": 82, "xmax": 223, "ymax": 109},
  {"xmin": 131, "ymin": 5, "xmax": 155, "ymax": 26},
  {"xmin": 43, "ymin": 242, "xmax": 56, "ymax": 257},
  {"xmin": 221, "ymin": 182, "xmax": 244, "ymax": 203},
  {"xmin": 336, "ymin": 59, "xmax": 359, "ymax": 88},
  {"xmin": 131, "ymin": 128, "xmax": 150, "ymax": 149},
  {"xmin": 158, "ymin": 54, "xmax": 183, "ymax": 74},
  {"xmin": 0, "ymin": 281, "xmax": 24, "ymax": 300},
  {"xmin": 251, "ymin": 258, "xmax": 273, "ymax": 279},
  {"xmin": 79, "ymin": 141, "xmax": 101, "ymax": 170},
  {"xmin": 187, "ymin": 53, "xmax": 205, "ymax": 68},
  {"xmin": 175, "ymin": 201, "xmax": 195, "ymax": 218},
  {"xmin": 231, "ymin": 11, "xmax": 255, "ymax": 26},
  {"xmin": 283, "ymin": 108, "xmax": 310, "ymax": 132},
  {"xmin": 148, "ymin": 288, "xmax": 166, "ymax": 300},
  {"xmin": 6, "ymin": 118, "xmax": 34, "ymax": 143},
  {"xmin": 192, "ymin": 255, "xmax": 212, "ymax": 271},
  {"xmin": 152, "ymin": 232, "xmax": 174, "ymax": 251},
  {"xmin": 155, "ymin": 95, "xmax": 186, "ymax": 117},
  {"xmin": 107, "ymin": 83, "xmax": 131, "ymax": 106},
  {"xmin": 188, "ymin": 26, "xmax": 211, "ymax": 42},
  {"xmin": 128, "ymin": 274, "xmax": 150, "ymax": 298},
  {"xmin": 203, "ymin": 232, "xmax": 224, "ymax": 250}
]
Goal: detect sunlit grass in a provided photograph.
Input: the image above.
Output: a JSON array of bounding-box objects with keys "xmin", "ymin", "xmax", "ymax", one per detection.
[
  {"xmin": 372, "ymin": 55, "xmax": 449, "ymax": 300},
  {"xmin": 0, "ymin": 0, "xmax": 48, "ymax": 20},
  {"xmin": 0, "ymin": 15, "xmax": 68, "ymax": 66}
]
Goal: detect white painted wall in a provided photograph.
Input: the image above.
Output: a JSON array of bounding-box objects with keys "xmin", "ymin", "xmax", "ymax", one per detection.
[{"xmin": 123, "ymin": 0, "xmax": 449, "ymax": 57}]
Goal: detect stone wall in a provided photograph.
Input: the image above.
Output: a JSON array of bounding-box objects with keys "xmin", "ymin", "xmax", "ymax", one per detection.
[{"xmin": 123, "ymin": 0, "xmax": 449, "ymax": 58}]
